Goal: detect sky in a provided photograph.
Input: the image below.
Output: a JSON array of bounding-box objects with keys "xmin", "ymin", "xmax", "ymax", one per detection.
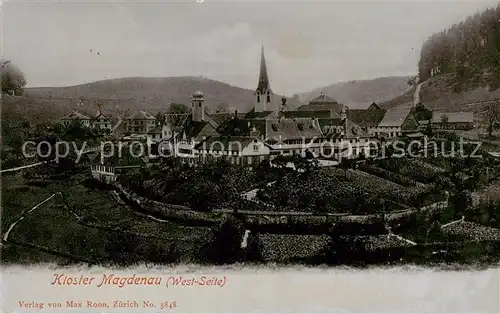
[{"xmin": 1, "ymin": 0, "xmax": 499, "ymax": 95}]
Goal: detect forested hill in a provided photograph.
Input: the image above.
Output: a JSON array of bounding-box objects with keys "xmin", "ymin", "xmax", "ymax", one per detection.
[
  {"xmin": 418, "ymin": 4, "xmax": 500, "ymax": 91},
  {"xmin": 381, "ymin": 4, "xmax": 500, "ymax": 111}
]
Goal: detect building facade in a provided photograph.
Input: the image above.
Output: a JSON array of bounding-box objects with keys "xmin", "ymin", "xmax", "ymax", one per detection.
[
  {"xmin": 431, "ymin": 111, "xmax": 474, "ymax": 130},
  {"xmin": 92, "ymin": 110, "xmax": 112, "ymax": 131},
  {"xmin": 62, "ymin": 111, "xmax": 92, "ymax": 128},
  {"xmin": 171, "ymin": 44, "xmax": 423, "ymax": 167},
  {"xmin": 125, "ymin": 110, "xmax": 157, "ymax": 134}
]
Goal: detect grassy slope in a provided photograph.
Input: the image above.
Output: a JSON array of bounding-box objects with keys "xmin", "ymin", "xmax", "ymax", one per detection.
[
  {"xmin": 418, "ymin": 74, "xmax": 500, "ymax": 111},
  {"xmin": 0, "ymin": 157, "xmax": 495, "ymax": 265},
  {"xmin": 381, "ymin": 74, "xmax": 500, "ymax": 111},
  {"xmin": 299, "ymin": 76, "xmax": 413, "ymax": 108},
  {"xmin": 378, "ymin": 87, "xmax": 415, "ymax": 109},
  {"xmin": 1, "ymin": 173, "xmax": 211, "ymax": 265}
]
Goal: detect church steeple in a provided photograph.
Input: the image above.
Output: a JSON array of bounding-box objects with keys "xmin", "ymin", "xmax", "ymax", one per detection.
[
  {"xmin": 256, "ymin": 44, "xmax": 271, "ymax": 94},
  {"xmin": 254, "ymin": 44, "xmax": 272, "ymax": 112}
]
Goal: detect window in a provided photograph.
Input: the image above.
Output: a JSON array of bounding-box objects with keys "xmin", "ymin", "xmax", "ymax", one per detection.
[
  {"xmin": 248, "ymin": 156, "xmax": 252, "ymax": 164},
  {"xmin": 253, "ymin": 145, "xmax": 259, "ymax": 152},
  {"xmin": 267, "ymin": 91, "xmax": 271, "ymax": 103},
  {"xmin": 257, "ymin": 91, "xmax": 260, "ymax": 103}
]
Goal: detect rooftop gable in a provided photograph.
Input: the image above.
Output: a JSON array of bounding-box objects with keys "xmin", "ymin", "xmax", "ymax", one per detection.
[
  {"xmin": 368, "ymin": 102, "xmax": 382, "ymax": 111},
  {"xmin": 93, "ymin": 111, "xmax": 110, "ymax": 122},
  {"xmin": 266, "ymin": 118, "xmax": 322, "ymax": 140},
  {"xmin": 194, "ymin": 136, "xmax": 261, "ymax": 152},
  {"xmin": 378, "ymin": 108, "xmax": 412, "ymax": 127},
  {"xmin": 309, "ymin": 92, "xmax": 338, "ymax": 104},
  {"xmin": 63, "ymin": 111, "xmax": 92, "ymax": 120},
  {"xmin": 127, "ymin": 110, "xmax": 156, "ymax": 120},
  {"xmin": 177, "ymin": 114, "xmax": 219, "ymax": 140},
  {"xmin": 347, "ymin": 109, "xmax": 386, "ymax": 128}
]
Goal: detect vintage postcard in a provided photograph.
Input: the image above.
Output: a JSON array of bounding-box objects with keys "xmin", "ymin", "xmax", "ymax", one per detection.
[{"xmin": 1, "ymin": 0, "xmax": 500, "ymax": 312}]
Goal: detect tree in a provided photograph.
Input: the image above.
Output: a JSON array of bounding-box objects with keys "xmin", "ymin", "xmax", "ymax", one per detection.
[
  {"xmin": 425, "ymin": 221, "xmax": 443, "ymax": 243},
  {"xmin": 167, "ymin": 103, "xmax": 189, "ymax": 114},
  {"xmin": 453, "ymin": 189, "xmax": 473, "ymax": 219},
  {"xmin": 200, "ymin": 216, "xmax": 245, "ymax": 264},
  {"xmin": 484, "ymin": 102, "xmax": 500, "ymax": 137},
  {"xmin": 414, "ymin": 103, "xmax": 433, "ymax": 121},
  {"xmin": 155, "ymin": 111, "xmax": 167, "ymax": 126},
  {"xmin": 440, "ymin": 114, "xmax": 449, "ymax": 130},
  {"xmin": 215, "ymin": 103, "xmax": 230, "ymax": 113},
  {"xmin": 339, "ymin": 158, "xmax": 353, "ymax": 179},
  {"xmin": 1, "ymin": 60, "xmax": 26, "ymax": 95}
]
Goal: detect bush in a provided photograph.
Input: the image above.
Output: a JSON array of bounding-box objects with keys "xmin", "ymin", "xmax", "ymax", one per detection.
[{"xmin": 200, "ymin": 217, "xmax": 245, "ymax": 264}]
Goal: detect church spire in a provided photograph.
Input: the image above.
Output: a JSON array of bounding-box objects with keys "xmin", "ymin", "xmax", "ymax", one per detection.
[{"xmin": 256, "ymin": 44, "xmax": 271, "ymax": 94}]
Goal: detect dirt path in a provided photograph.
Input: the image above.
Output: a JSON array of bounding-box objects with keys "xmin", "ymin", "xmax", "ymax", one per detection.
[
  {"xmin": 413, "ymin": 81, "xmax": 422, "ymax": 106},
  {"xmin": 2, "ymin": 193, "xmax": 58, "ymax": 242},
  {"xmin": 0, "ymin": 161, "xmax": 48, "ymax": 173}
]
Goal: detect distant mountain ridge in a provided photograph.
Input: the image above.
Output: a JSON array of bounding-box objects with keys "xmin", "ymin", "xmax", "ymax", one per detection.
[
  {"xmin": 298, "ymin": 76, "xmax": 413, "ymax": 109},
  {"xmin": 25, "ymin": 76, "xmax": 258, "ymax": 113},
  {"xmin": 24, "ymin": 75, "xmax": 415, "ymax": 114}
]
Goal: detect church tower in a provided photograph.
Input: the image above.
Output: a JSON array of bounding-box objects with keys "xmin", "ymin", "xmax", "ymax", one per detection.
[
  {"xmin": 254, "ymin": 44, "xmax": 273, "ymax": 112},
  {"xmin": 192, "ymin": 90, "xmax": 205, "ymax": 122}
]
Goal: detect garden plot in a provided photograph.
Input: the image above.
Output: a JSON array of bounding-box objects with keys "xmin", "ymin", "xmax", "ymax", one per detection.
[
  {"xmin": 1, "ymin": 173, "xmax": 55, "ymax": 230},
  {"xmin": 441, "ymin": 221, "xmax": 500, "ymax": 242},
  {"xmin": 373, "ymin": 157, "xmax": 444, "ymax": 184},
  {"xmin": 256, "ymin": 233, "xmax": 330, "ymax": 262},
  {"xmin": 8, "ymin": 194, "xmax": 209, "ymax": 264},
  {"xmin": 61, "ymin": 183, "xmax": 213, "ymax": 240},
  {"xmin": 348, "ymin": 169, "xmax": 429, "ymax": 207}
]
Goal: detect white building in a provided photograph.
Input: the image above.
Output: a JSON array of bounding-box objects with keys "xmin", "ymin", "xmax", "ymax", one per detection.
[
  {"xmin": 91, "ymin": 110, "xmax": 112, "ymax": 131},
  {"xmin": 62, "ymin": 111, "xmax": 92, "ymax": 128}
]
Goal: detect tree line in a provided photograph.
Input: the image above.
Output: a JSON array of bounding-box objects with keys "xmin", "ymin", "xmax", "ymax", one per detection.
[
  {"xmin": 418, "ymin": 4, "xmax": 500, "ymax": 90},
  {"xmin": 1, "ymin": 59, "xmax": 26, "ymax": 95}
]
